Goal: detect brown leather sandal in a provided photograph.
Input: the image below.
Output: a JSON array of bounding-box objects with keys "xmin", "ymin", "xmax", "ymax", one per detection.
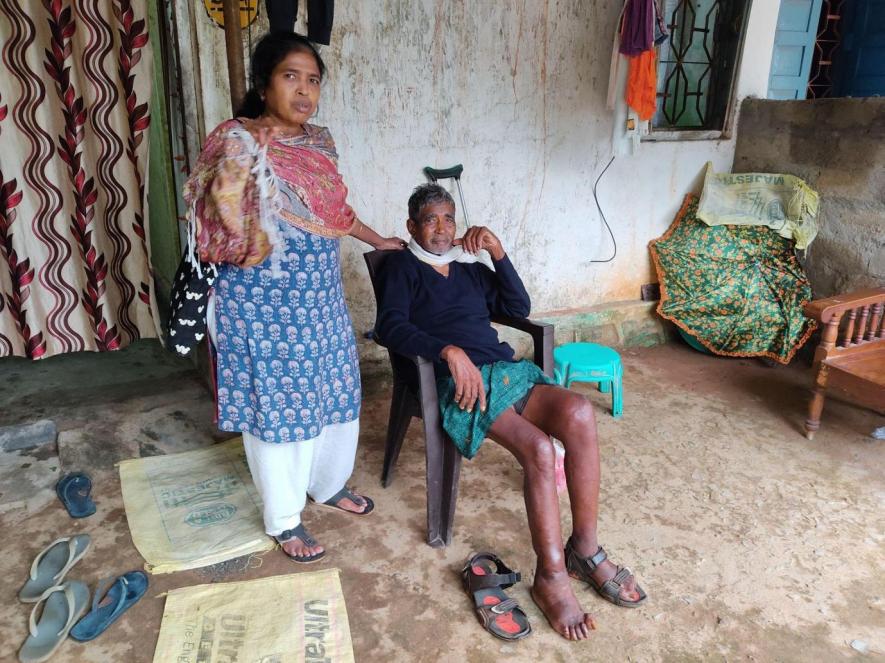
[
  {"xmin": 462, "ymin": 552, "xmax": 532, "ymax": 641},
  {"xmin": 565, "ymin": 539, "xmax": 647, "ymax": 608}
]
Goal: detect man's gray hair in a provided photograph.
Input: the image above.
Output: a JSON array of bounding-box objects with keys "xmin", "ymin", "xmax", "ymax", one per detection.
[{"xmin": 408, "ymin": 183, "xmax": 455, "ymax": 221}]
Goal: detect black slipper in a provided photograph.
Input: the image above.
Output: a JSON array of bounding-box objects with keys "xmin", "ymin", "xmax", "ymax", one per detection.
[
  {"xmin": 312, "ymin": 486, "xmax": 375, "ymax": 516},
  {"xmin": 274, "ymin": 524, "xmax": 326, "ymax": 564}
]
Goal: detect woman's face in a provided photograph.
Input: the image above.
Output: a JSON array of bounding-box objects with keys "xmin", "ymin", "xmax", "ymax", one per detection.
[{"xmin": 262, "ymin": 50, "xmax": 321, "ymax": 128}]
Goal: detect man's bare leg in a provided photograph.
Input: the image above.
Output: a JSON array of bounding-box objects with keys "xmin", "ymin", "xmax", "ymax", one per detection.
[
  {"xmin": 520, "ymin": 384, "xmax": 641, "ymax": 602},
  {"xmin": 487, "ymin": 409, "xmax": 596, "ymax": 640}
]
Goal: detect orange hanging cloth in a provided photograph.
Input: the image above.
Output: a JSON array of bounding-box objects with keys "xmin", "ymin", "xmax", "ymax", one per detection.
[{"xmin": 626, "ymin": 49, "xmax": 657, "ymax": 121}]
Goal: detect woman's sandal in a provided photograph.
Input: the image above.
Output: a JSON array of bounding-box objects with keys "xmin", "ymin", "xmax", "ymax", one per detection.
[
  {"xmin": 462, "ymin": 552, "xmax": 532, "ymax": 641},
  {"xmin": 564, "ymin": 538, "xmax": 648, "ymax": 608},
  {"xmin": 274, "ymin": 524, "xmax": 326, "ymax": 564},
  {"xmin": 311, "ymin": 486, "xmax": 374, "ymax": 516}
]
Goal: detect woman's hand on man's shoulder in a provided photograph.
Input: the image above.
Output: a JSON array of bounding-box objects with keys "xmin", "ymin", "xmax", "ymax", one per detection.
[{"xmin": 373, "ymin": 236, "xmax": 408, "ymax": 251}]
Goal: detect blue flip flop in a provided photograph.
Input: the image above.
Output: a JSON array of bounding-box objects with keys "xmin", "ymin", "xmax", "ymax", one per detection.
[
  {"xmin": 56, "ymin": 473, "xmax": 96, "ymax": 518},
  {"xmin": 69, "ymin": 571, "xmax": 148, "ymax": 642}
]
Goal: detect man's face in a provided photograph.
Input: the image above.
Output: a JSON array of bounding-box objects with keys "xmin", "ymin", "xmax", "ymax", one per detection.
[{"xmin": 407, "ymin": 200, "xmax": 457, "ymax": 255}]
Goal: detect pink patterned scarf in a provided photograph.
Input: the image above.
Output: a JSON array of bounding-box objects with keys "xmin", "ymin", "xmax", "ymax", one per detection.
[{"xmin": 183, "ymin": 119, "xmax": 356, "ymax": 268}]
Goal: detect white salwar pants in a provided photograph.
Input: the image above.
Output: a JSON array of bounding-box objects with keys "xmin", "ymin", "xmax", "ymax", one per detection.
[
  {"xmin": 208, "ymin": 294, "xmax": 359, "ymax": 536},
  {"xmin": 242, "ymin": 422, "xmax": 359, "ymax": 535}
]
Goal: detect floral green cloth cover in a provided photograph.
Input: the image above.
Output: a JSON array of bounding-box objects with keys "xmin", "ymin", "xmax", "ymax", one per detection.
[{"xmin": 649, "ymin": 195, "xmax": 816, "ymax": 364}]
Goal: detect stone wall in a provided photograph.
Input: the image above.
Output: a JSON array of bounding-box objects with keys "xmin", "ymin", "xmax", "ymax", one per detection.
[{"xmin": 733, "ymin": 98, "xmax": 885, "ymax": 297}]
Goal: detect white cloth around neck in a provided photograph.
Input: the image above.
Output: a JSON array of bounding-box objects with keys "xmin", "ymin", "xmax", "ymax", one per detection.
[{"xmin": 407, "ymin": 238, "xmax": 480, "ymax": 266}]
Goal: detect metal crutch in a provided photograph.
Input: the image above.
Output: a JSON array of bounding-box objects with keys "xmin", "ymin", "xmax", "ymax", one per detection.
[{"xmin": 423, "ymin": 165, "xmax": 471, "ymax": 228}]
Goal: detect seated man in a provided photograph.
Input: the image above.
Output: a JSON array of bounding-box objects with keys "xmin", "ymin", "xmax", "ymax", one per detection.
[{"xmin": 375, "ymin": 183, "xmax": 646, "ymax": 641}]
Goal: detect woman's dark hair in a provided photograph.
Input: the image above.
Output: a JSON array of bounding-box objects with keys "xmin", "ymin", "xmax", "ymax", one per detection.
[
  {"xmin": 235, "ymin": 32, "xmax": 326, "ymax": 118},
  {"xmin": 408, "ymin": 183, "xmax": 455, "ymax": 221}
]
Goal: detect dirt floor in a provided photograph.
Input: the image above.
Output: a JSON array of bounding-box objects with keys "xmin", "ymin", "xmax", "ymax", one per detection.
[{"xmin": 0, "ymin": 340, "xmax": 882, "ymax": 662}]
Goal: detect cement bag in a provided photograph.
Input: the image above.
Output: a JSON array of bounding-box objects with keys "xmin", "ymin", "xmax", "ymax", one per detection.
[
  {"xmin": 152, "ymin": 569, "xmax": 355, "ymax": 663},
  {"xmin": 697, "ymin": 162, "xmax": 820, "ymax": 249},
  {"xmin": 119, "ymin": 437, "xmax": 274, "ymax": 574}
]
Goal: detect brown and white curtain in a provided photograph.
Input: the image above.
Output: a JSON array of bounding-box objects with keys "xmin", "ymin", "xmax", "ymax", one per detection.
[{"xmin": 0, "ymin": 0, "xmax": 157, "ymax": 359}]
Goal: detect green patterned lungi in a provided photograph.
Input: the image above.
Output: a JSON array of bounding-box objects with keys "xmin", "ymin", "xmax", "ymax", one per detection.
[{"xmin": 437, "ymin": 359, "xmax": 555, "ymax": 459}]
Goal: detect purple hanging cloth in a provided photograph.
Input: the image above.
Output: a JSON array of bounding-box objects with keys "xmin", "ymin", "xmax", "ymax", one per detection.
[{"xmin": 619, "ymin": 0, "xmax": 656, "ymax": 56}]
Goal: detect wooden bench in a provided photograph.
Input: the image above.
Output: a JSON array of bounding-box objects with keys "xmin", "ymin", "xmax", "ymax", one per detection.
[{"xmin": 803, "ymin": 288, "xmax": 885, "ymax": 439}]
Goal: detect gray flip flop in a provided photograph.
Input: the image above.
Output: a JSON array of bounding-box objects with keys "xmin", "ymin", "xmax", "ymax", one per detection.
[
  {"xmin": 19, "ymin": 535, "xmax": 91, "ymax": 603},
  {"xmin": 19, "ymin": 580, "xmax": 90, "ymax": 663}
]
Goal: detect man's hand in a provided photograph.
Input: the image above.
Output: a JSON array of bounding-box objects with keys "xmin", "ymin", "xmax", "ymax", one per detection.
[
  {"xmin": 455, "ymin": 226, "xmax": 505, "ymax": 261},
  {"xmin": 440, "ymin": 345, "xmax": 486, "ymax": 413}
]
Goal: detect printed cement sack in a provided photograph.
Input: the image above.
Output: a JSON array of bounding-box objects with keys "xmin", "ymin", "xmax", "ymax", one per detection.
[
  {"xmin": 697, "ymin": 162, "xmax": 820, "ymax": 249},
  {"xmin": 119, "ymin": 437, "xmax": 274, "ymax": 574},
  {"xmin": 152, "ymin": 569, "xmax": 354, "ymax": 663}
]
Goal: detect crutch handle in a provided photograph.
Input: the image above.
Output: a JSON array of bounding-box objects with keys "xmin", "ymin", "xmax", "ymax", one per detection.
[{"xmin": 423, "ymin": 165, "xmax": 463, "ymax": 181}]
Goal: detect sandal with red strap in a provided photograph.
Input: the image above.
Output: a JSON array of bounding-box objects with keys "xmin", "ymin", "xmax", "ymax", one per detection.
[{"xmin": 462, "ymin": 552, "xmax": 532, "ymax": 641}]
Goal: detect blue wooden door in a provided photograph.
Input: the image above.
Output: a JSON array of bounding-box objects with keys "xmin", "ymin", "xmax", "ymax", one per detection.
[
  {"xmin": 768, "ymin": 0, "xmax": 824, "ymax": 99},
  {"xmin": 833, "ymin": 0, "xmax": 885, "ymax": 97}
]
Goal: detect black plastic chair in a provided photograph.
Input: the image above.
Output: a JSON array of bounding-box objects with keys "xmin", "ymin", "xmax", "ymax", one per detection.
[{"xmin": 363, "ymin": 249, "xmax": 554, "ymax": 547}]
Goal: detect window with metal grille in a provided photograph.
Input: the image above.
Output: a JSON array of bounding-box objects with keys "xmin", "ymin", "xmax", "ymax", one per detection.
[
  {"xmin": 653, "ymin": 0, "xmax": 750, "ymax": 136},
  {"xmin": 807, "ymin": 0, "xmax": 846, "ymax": 99}
]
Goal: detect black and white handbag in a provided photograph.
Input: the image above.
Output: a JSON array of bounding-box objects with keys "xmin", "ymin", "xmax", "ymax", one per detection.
[{"xmin": 165, "ymin": 252, "xmax": 216, "ymax": 357}]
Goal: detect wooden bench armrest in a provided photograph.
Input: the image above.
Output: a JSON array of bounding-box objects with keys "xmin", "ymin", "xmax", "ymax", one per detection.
[{"xmin": 804, "ymin": 288, "xmax": 885, "ymax": 324}]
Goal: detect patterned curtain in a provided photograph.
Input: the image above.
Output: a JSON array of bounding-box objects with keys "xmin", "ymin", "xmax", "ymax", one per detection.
[{"xmin": 0, "ymin": 0, "xmax": 157, "ymax": 359}]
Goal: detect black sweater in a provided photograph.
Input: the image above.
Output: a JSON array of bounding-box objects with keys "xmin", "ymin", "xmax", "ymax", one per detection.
[{"xmin": 375, "ymin": 250, "xmax": 531, "ymax": 376}]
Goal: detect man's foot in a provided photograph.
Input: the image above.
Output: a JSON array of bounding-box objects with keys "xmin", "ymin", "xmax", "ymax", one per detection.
[
  {"xmin": 566, "ymin": 538, "xmax": 646, "ymax": 606},
  {"xmin": 530, "ymin": 570, "xmax": 596, "ymax": 640}
]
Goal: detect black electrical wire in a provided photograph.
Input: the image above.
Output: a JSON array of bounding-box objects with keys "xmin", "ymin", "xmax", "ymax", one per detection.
[{"xmin": 590, "ymin": 155, "xmax": 617, "ymax": 263}]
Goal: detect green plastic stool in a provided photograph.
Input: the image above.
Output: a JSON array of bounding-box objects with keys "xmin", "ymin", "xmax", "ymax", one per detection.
[{"xmin": 553, "ymin": 342, "xmax": 623, "ymax": 418}]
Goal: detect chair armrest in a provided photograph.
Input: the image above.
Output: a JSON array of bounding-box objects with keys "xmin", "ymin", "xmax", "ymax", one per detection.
[
  {"xmin": 413, "ymin": 355, "xmax": 441, "ymax": 413},
  {"xmin": 395, "ymin": 351, "xmax": 435, "ymax": 377},
  {"xmin": 383, "ymin": 347, "xmax": 440, "ymax": 405},
  {"xmin": 387, "ymin": 350, "xmax": 442, "ymax": 424},
  {"xmin": 491, "ymin": 315, "xmax": 555, "ymax": 378}
]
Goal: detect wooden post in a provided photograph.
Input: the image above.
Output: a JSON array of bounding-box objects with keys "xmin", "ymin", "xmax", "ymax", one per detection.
[
  {"xmin": 842, "ymin": 308, "xmax": 857, "ymax": 347},
  {"xmin": 814, "ymin": 313, "xmax": 842, "ymax": 366},
  {"xmin": 805, "ymin": 363, "xmax": 829, "ymax": 440},
  {"xmin": 870, "ymin": 303, "xmax": 884, "ymax": 341},
  {"xmin": 854, "ymin": 305, "xmax": 870, "ymax": 345},
  {"xmin": 222, "ymin": 0, "xmax": 247, "ymax": 114}
]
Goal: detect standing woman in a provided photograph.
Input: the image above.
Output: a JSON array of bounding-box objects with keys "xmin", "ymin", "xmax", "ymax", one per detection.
[{"xmin": 184, "ymin": 32, "xmax": 404, "ymax": 562}]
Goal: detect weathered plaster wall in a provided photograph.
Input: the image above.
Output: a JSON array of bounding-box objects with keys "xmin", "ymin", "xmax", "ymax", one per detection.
[
  {"xmin": 733, "ymin": 97, "xmax": 885, "ymax": 297},
  {"xmin": 173, "ymin": 1, "xmax": 780, "ymax": 356}
]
